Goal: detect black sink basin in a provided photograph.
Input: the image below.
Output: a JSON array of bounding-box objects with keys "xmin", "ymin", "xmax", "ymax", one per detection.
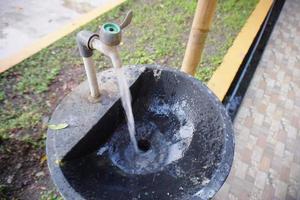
[{"xmin": 46, "ymin": 65, "xmax": 234, "ymax": 200}]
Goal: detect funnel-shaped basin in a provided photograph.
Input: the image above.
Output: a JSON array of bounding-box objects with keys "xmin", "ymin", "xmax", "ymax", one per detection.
[{"xmin": 46, "ymin": 65, "xmax": 234, "ymax": 200}]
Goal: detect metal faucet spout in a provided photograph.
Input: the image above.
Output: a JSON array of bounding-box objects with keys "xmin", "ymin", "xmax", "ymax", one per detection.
[
  {"xmin": 90, "ymin": 39, "xmax": 121, "ymax": 68},
  {"xmin": 76, "ymin": 11, "xmax": 133, "ymax": 101}
]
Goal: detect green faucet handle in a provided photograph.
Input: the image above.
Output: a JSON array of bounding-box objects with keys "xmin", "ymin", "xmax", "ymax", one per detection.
[
  {"xmin": 102, "ymin": 23, "xmax": 121, "ymax": 34},
  {"xmin": 99, "ymin": 11, "xmax": 133, "ymax": 46}
]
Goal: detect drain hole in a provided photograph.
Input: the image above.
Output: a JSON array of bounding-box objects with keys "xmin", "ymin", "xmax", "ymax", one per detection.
[
  {"xmin": 109, "ymin": 28, "xmax": 114, "ymax": 32},
  {"xmin": 138, "ymin": 139, "xmax": 151, "ymax": 152}
]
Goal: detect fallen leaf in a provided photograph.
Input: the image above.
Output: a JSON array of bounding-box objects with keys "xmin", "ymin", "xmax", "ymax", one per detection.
[
  {"xmin": 40, "ymin": 186, "xmax": 47, "ymax": 190},
  {"xmin": 40, "ymin": 155, "xmax": 47, "ymax": 165},
  {"xmin": 55, "ymin": 159, "xmax": 64, "ymax": 166},
  {"xmin": 35, "ymin": 171, "xmax": 45, "ymax": 177},
  {"xmin": 55, "ymin": 159, "xmax": 61, "ymax": 165},
  {"xmin": 7, "ymin": 175, "xmax": 14, "ymax": 184},
  {"xmin": 48, "ymin": 123, "xmax": 68, "ymax": 130},
  {"xmin": 15, "ymin": 163, "xmax": 22, "ymax": 169}
]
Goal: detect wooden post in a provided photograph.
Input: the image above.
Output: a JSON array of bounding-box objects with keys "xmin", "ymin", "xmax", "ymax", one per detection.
[{"xmin": 181, "ymin": 0, "xmax": 217, "ymax": 76}]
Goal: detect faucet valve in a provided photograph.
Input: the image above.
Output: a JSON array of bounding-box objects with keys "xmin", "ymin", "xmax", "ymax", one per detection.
[
  {"xmin": 76, "ymin": 11, "xmax": 133, "ymax": 101},
  {"xmin": 99, "ymin": 11, "xmax": 133, "ymax": 46}
]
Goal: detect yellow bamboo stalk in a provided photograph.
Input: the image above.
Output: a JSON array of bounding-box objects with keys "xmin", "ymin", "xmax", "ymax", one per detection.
[{"xmin": 181, "ymin": 0, "xmax": 217, "ymax": 76}]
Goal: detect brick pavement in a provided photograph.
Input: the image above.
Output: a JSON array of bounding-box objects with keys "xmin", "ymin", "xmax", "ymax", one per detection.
[{"xmin": 214, "ymin": 0, "xmax": 300, "ymax": 199}]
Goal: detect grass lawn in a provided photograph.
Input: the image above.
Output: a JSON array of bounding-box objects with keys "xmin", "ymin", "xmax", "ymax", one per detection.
[{"xmin": 0, "ymin": 0, "xmax": 258, "ymax": 199}]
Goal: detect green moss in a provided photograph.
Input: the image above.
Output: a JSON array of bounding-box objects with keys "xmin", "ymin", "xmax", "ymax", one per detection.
[
  {"xmin": 0, "ymin": 91, "xmax": 4, "ymax": 102},
  {"xmin": 40, "ymin": 190, "xmax": 63, "ymax": 200},
  {"xmin": 0, "ymin": 108, "xmax": 41, "ymax": 140},
  {"xmin": 0, "ymin": 184, "xmax": 9, "ymax": 200}
]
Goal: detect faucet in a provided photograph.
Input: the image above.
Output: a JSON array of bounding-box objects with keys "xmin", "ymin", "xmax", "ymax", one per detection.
[{"xmin": 76, "ymin": 11, "xmax": 133, "ymax": 101}]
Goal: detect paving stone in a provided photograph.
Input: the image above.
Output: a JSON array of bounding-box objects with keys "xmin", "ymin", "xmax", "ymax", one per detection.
[
  {"xmin": 249, "ymin": 187, "xmax": 263, "ymax": 200},
  {"xmin": 228, "ymin": 193, "xmax": 238, "ymax": 200},
  {"xmin": 274, "ymin": 180, "xmax": 288, "ymax": 198},
  {"xmin": 216, "ymin": 182, "xmax": 230, "ymax": 197},
  {"xmin": 290, "ymin": 163, "xmax": 300, "ymax": 181},
  {"xmin": 286, "ymin": 194, "xmax": 297, "ymax": 200},
  {"xmin": 247, "ymin": 135, "xmax": 258, "ymax": 150},
  {"xmin": 251, "ymin": 146, "xmax": 263, "ymax": 163},
  {"xmin": 235, "ymin": 160, "xmax": 248, "ymax": 179},
  {"xmin": 256, "ymin": 135, "xmax": 267, "ymax": 148},
  {"xmin": 262, "ymin": 184, "xmax": 275, "ymax": 200},
  {"xmin": 215, "ymin": 0, "xmax": 300, "ymax": 199},
  {"xmin": 279, "ymin": 166, "xmax": 290, "ymax": 182},
  {"xmin": 254, "ymin": 171, "xmax": 267, "ymax": 189},
  {"xmin": 274, "ymin": 141, "xmax": 285, "ymax": 157},
  {"xmin": 259, "ymin": 156, "xmax": 271, "ymax": 172},
  {"xmin": 287, "ymin": 183, "xmax": 298, "ymax": 199}
]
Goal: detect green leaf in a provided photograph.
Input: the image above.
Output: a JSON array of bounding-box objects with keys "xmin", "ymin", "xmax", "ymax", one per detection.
[{"xmin": 48, "ymin": 123, "xmax": 68, "ymax": 130}]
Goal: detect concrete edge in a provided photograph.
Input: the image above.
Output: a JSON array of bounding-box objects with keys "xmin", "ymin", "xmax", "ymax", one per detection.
[
  {"xmin": 0, "ymin": 0, "xmax": 126, "ymax": 73},
  {"xmin": 207, "ymin": 0, "xmax": 273, "ymax": 101}
]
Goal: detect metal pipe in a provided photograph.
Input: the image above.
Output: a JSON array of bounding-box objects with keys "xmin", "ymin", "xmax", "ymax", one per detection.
[
  {"xmin": 91, "ymin": 39, "xmax": 117, "ymax": 58},
  {"xmin": 82, "ymin": 57, "xmax": 100, "ymax": 98},
  {"xmin": 77, "ymin": 33, "xmax": 121, "ymax": 100},
  {"xmin": 76, "ymin": 30, "xmax": 100, "ymax": 99},
  {"xmin": 76, "ymin": 11, "xmax": 132, "ymax": 100},
  {"xmin": 181, "ymin": 0, "xmax": 217, "ymax": 76},
  {"xmin": 91, "ymin": 38, "xmax": 121, "ymax": 68}
]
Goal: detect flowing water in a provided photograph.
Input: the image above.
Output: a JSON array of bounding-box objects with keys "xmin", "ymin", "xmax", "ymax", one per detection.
[
  {"xmin": 111, "ymin": 53, "xmax": 139, "ymax": 152},
  {"xmin": 92, "ymin": 40, "xmax": 139, "ymax": 152},
  {"xmin": 93, "ymin": 42, "xmax": 195, "ymax": 176}
]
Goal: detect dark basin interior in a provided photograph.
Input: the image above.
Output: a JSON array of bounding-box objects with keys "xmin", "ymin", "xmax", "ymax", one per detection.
[{"xmin": 48, "ymin": 66, "xmax": 234, "ymax": 200}]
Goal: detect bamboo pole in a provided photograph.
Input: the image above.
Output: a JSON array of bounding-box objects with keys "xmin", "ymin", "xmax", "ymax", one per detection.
[{"xmin": 181, "ymin": 0, "xmax": 217, "ymax": 76}]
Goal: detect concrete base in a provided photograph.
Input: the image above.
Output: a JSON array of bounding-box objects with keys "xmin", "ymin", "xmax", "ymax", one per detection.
[{"xmin": 46, "ymin": 65, "xmax": 234, "ymax": 200}]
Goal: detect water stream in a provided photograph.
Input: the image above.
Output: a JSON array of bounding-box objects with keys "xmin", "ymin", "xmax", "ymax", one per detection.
[
  {"xmin": 95, "ymin": 51, "xmax": 196, "ymax": 174},
  {"xmin": 111, "ymin": 53, "xmax": 139, "ymax": 152}
]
